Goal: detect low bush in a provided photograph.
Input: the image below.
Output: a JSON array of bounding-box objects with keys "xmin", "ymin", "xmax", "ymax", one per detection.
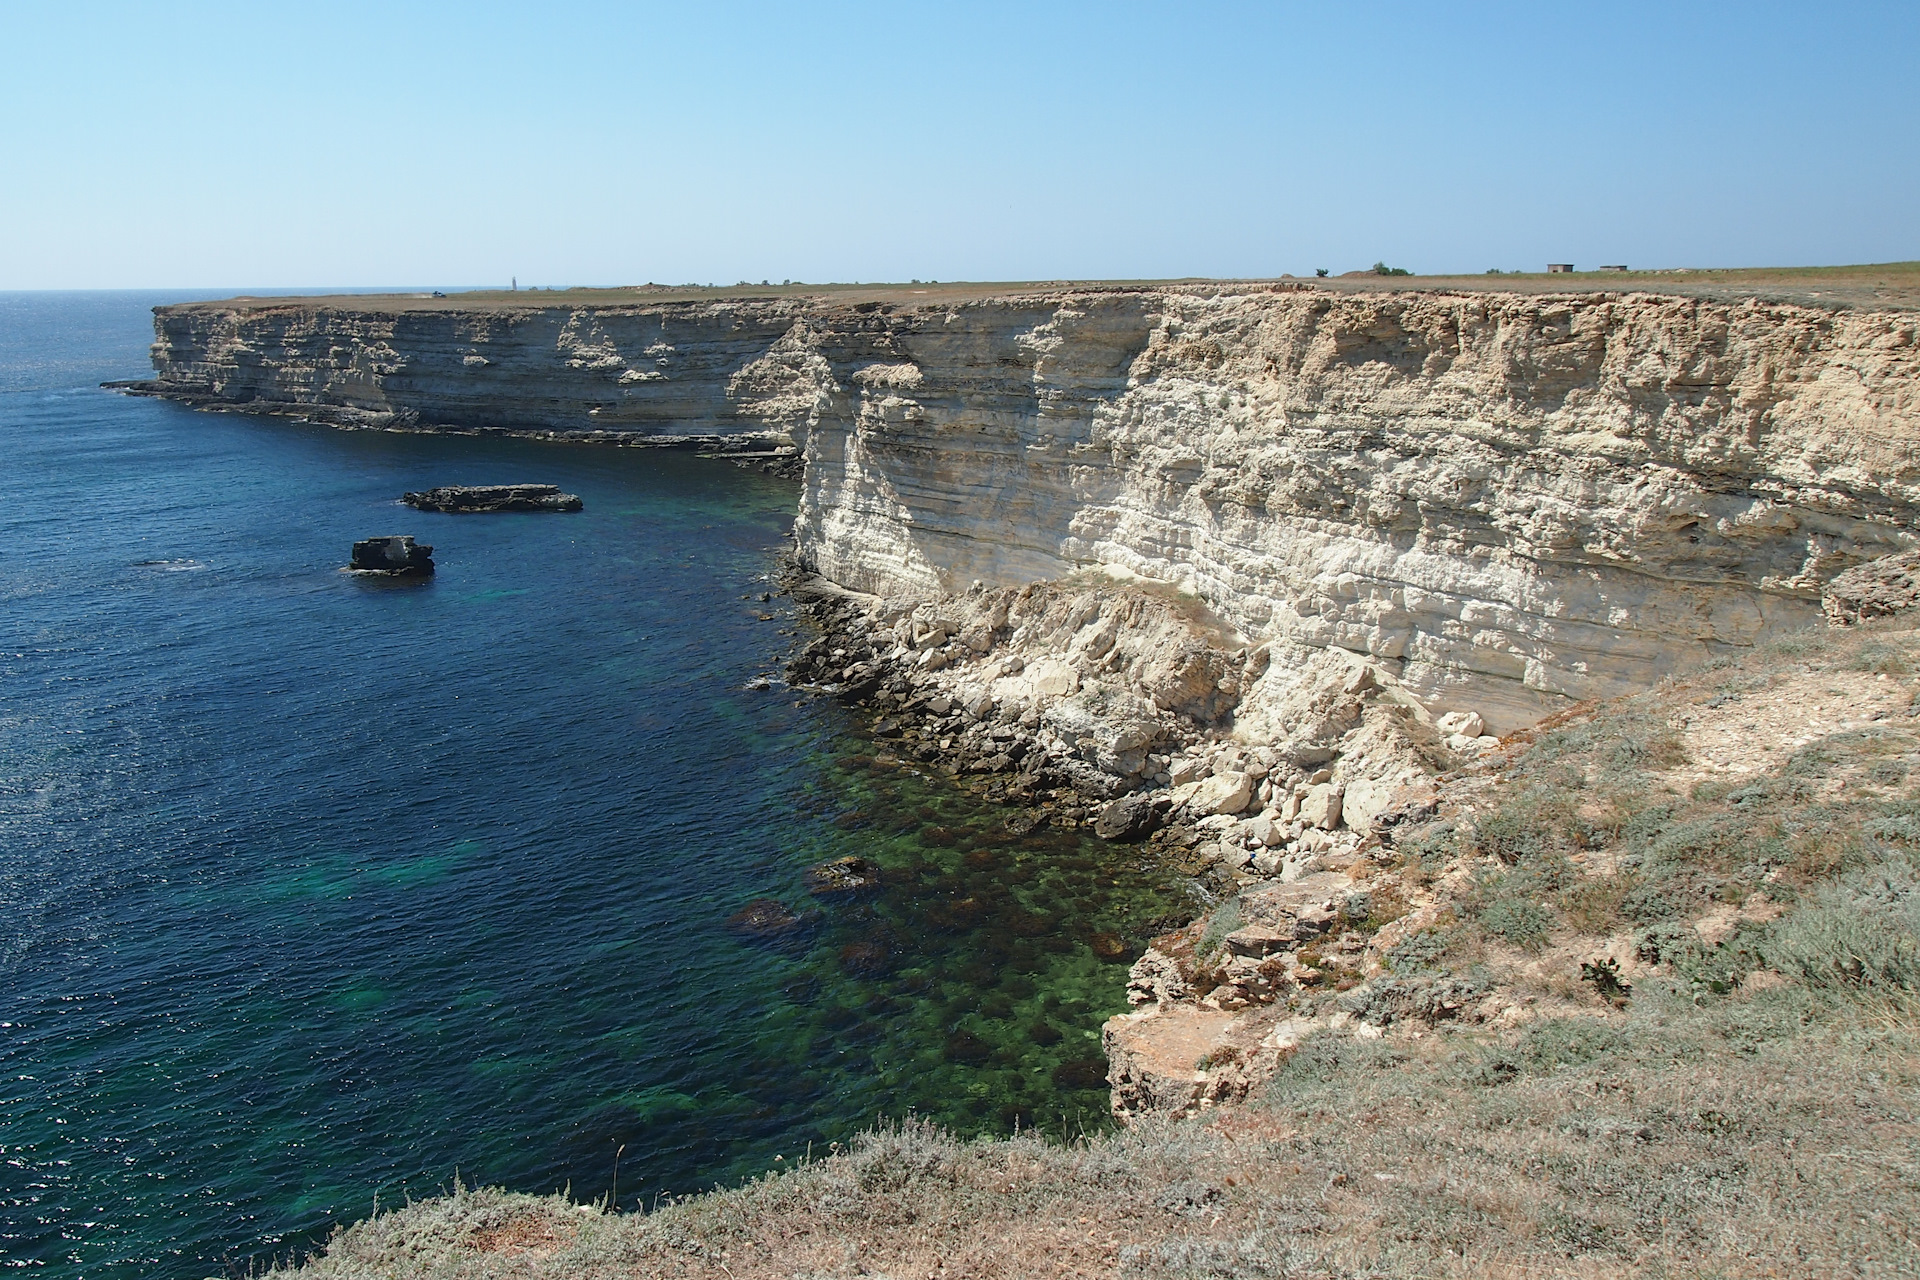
[
  {"xmin": 1770, "ymin": 857, "xmax": 1920, "ymax": 1004},
  {"xmin": 1196, "ymin": 899, "xmax": 1244, "ymax": 958},
  {"xmin": 1383, "ymin": 928, "xmax": 1454, "ymax": 973}
]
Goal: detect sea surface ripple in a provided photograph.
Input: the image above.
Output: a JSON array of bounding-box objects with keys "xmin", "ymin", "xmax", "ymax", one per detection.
[{"xmin": 0, "ymin": 293, "xmax": 1187, "ymax": 1278}]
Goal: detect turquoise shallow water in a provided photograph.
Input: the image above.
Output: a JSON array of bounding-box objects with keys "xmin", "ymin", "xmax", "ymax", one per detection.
[{"xmin": 0, "ymin": 294, "xmax": 1190, "ymax": 1277}]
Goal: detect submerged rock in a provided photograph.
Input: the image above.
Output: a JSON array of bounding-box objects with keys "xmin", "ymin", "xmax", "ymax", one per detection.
[
  {"xmin": 726, "ymin": 898, "xmax": 805, "ymax": 940},
  {"xmin": 402, "ymin": 484, "xmax": 583, "ymax": 513},
  {"xmin": 349, "ymin": 535, "xmax": 434, "ymax": 574},
  {"xmin": 838, "ymin": 936, "xmax": 900, "ymax": 978},
  {"xmin": 806, "ymin": 855, "xmax": 883, "ymax": 897}
]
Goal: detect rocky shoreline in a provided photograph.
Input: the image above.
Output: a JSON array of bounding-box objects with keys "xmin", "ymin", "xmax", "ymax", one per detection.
[
  {"xmin": 125, "ymin": 280, "xmax": 1920, "ymax": 1124},
  {"xmin": 772, "ymin": 555, "xmax": 1509, "ymax": 1114}
]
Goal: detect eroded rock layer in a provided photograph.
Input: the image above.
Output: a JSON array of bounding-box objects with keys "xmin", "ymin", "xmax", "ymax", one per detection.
[{"xmin": 143, "ymin": 287, "xmax": 1920, "ymax": 729}]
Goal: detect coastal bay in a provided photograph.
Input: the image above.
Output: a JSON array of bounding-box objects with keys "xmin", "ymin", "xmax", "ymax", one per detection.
[{"xmin": 0, "ymin": 294, "xmax": 1186, "ymax": 1278}]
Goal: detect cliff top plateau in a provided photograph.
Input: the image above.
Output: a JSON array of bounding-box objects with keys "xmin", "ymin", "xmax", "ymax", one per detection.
[{"xmin": 172, "ymin": 259, "xmax": 1920, "ymax": 316}]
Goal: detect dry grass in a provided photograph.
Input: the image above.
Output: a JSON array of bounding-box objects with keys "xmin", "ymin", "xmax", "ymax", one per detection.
[
  {"xmin": 185, "ymin": 261, "xmax": 1920, "ymax": 316},
  {"xmin": 283, "ymin": 986, "xmax": 1917, "ymax": 1279}
]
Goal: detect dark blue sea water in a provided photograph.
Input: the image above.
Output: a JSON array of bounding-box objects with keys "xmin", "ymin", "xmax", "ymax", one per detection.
[{"xmin": 0, "ymin": 294, "xmax": 1187, "ymax": 1278}]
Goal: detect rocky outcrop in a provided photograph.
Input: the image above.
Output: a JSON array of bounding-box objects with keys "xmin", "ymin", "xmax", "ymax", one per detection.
[
  {"xmin": 784, "ymin": 290, "xmax": 1920, "ymax": 734},
  {"xmin": 402, "ymin": 484, "xmax": 582, "ymax": 513},
  {"xmin": 143, "ymin": 286, "xmax": 1920, "ymax": 735},
  {"xmin": 350, "ymin": 535, "xmax": 433, "ymax": 574},
  {"xmin": 1823, "ymin": 548, "xmax": 1920, "ymax": 625},
  {"xmin": 137, "ymin": 298, "xmax": 814, "ymax": 440}
]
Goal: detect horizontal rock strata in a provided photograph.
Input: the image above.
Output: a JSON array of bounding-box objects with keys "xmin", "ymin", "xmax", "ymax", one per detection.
[{"xmin": 140, "ymin": 286, "xmax": 1920, "ymax": 735}]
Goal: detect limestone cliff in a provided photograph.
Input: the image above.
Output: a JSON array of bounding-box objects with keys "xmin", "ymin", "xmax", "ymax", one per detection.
[{"xmin": 141, "ymin": 286, "xmax": 1920, "ymax": 731}]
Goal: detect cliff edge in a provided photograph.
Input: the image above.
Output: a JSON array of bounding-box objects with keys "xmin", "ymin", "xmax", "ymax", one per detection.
[{"xmin": 139, "ymin": 281, "xmax": 1920, "ymax": 737}]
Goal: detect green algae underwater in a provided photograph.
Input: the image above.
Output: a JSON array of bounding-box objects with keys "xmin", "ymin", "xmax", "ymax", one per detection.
[{"xmin": 0, "ymin": 292, "xmax": 1194, "ymax": 1279}]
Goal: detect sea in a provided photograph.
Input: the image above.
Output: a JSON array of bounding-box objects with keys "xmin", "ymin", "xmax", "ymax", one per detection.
[{"xmin": 0, "ymin": 292, "xmax": 1192, "ymax": 1278}]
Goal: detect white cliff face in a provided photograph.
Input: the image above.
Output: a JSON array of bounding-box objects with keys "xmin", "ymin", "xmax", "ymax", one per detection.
[
  {"xmin": 783, "ymin": 289, "xmax": 1920, "ymax": 732},
  {"xmin": 147, "ymin": 286, "xmax": 1920, "ymax": 733},
  {"xmin": 147, "ymin": 299, "xmax": 812, "ymax": 436}
]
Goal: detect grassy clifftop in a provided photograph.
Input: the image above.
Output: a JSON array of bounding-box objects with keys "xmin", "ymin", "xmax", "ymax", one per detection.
[
  {"xmin": 269, "ymin": 623, "xmax": 1920, "ymax": 1278},
  {"xmin": 187, "ymin": 260, "xmax": 1920, "ymax": 315}
]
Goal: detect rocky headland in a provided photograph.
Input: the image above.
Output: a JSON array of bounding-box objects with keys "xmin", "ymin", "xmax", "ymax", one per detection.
[{"xmin": 136, "ymin": 278, "xmax": 1920, "ymax": 1117}]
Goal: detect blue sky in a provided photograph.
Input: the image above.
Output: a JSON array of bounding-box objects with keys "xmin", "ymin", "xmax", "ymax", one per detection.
[{"xmin": 1, "ymin": 1, "xmax": 1913, "ymax": 289}]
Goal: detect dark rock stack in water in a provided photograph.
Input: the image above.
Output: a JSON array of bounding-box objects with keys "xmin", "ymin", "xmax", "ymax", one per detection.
[
  {"xmin": 350, "ymin": 536, "xmax": 434, "ymax": 574},
  {"xmin": 402, "ymin": 484, "xmax": 583, "ymax": 513}
]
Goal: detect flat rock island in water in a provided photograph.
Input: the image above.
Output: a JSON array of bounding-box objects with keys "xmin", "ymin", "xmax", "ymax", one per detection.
[{"xmin": 401, "ymin": 484, "xmax": 582, "ymax": 513}]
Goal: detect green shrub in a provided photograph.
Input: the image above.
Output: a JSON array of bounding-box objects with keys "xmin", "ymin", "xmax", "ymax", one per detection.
[
  {"xmin": 1769, "ymin": 859, "xmax": 1920, "ymax": 1001},
  {"xmin": 1673, "ymin": 925, "xmax": 1769, "ymax": 999},
  {"xmin": 1385, "ymin": 929, "xmax": 1455, "ymax": 973},
  {"xmin": 1759, "ymin": 628, "xmax": 1833, "ymax": 658},
  {"xmin": 1868, "ymin": 760, "xmax": 1910, "ymax": 786},
  {"xmin": 1515, "ymin": 1018, "xmax": 1624, "ymax": 1071},
  {"xmin": 847, "ymin": 1118, "xmax": 961, "ymax": 1191},
  {"xmin": 1475, "ymin": 1017, "xmax": 1626, "ymax": 1084},
  {"xmin": 1475, "ymin": 890, "xmax": 1556, "ymax": 949},
  {"xmin": 1196, "ymin": 899, "xmax": 1244, "ymax": 958},
  {"xmin": 1469, "ymin": 790, "xmax": 1575, "ymax": 864}
]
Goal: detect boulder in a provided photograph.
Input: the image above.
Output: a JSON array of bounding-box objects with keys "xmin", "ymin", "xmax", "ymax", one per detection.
[
  {"xmin": 1167, "ymin": 756, "xmax": 1210, "ymax": 786},
  {"xmin": 1102, "ymin": 1004, "xmax": 1244, "ymax": 1119},
  {"xmin": 1340, "ymin": 778, "xmax": 1395, "ymax": 831},
  {"xmin": 1094, "ymin": 792, "xmax": 1167, "ymax": 842},
  {"xmin": 401, "ymin": 484, "xmax": 582, "ymax": 513},
  {"xmin": 725, "ymin": 898, "xmax": 808, "ymax": 943},
  {"xmin": 349, "ymin": 535, "xmax": 434, "ymax": 574},
  {"xmin": 805, "ymin": 856, "xmax": 883, "ymax": 897},
  {"xmin": 1299, "ymin": 782, "xmax": 1343, "ymax": 830},
  {"xmin": 1188, "ymin": 770, "xmax": 1253, "ymax": 816},
  {"xmin": 1223, "ymin": 924, "xmax": 1293, "ymax": 958}
]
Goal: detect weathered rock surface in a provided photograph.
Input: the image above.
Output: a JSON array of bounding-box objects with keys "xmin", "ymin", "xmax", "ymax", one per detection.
[
  {"xmin": 142, "ymin": 286, "xmax": 1920, "ymax": 734},
  {"xmin": 1822, "ymin": 548, "xmax": 1920, "ymax": 625},
  {"xmin": 350, "ymin": 535, "xmax": 433, "ymax": 573},
  {"xmin": 402, "ymin": 484, "xmax": 582, "ymax": 513},
  {"xmin": 1093, "ymin": 792, "xmax": 1167, "ymax": 842}
]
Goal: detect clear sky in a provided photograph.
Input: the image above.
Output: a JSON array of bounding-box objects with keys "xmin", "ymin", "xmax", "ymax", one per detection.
[{"xmin": 1, "ymin": 0, "xmax": 1913, "ymax": 289}]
